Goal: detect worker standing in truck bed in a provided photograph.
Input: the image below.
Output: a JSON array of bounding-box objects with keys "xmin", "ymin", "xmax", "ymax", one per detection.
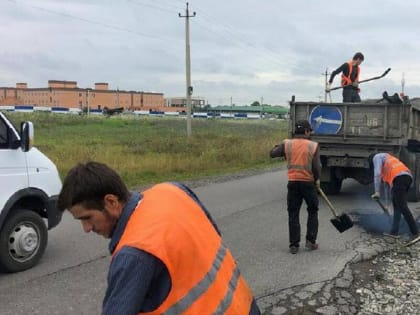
[{"xmin": 327, "ymin": 52, "xmax": 364, "ymax": 102}]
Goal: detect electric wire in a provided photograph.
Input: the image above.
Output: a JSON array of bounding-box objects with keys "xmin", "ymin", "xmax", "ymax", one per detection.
[{"xmin": 6, "ymin": 0, "xmax": 171, "ymax": 42}]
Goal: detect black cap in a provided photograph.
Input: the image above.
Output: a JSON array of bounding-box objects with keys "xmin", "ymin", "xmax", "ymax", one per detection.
[{"xmin": 295, "ymin": 120, "xmax": 313, "ymax": 133}]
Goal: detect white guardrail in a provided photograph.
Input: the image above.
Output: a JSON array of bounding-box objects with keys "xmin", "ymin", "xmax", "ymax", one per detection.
[{"xmin": 0, "ymin": 105, "xmax": 266, "ymax": 119}]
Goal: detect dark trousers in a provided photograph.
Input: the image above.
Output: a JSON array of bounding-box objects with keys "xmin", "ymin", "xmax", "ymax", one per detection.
[
  {"xmin": 390, "ymin": 175, "xmax": 419, "ymax": 236},
  {"xmin": 287, "ymin": 181, "xmax": 319, "ymax": 247},
  {"xmin": 342, "ymin": 87, "xmax": 361, "ymax": 102}
]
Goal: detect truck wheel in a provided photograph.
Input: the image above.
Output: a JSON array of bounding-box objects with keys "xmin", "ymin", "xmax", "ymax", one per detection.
[
  {"xmin": 407, "ymin": 155, "xmax": 420, "ymax": 202},
  {"xmin": 0, "ymin": 210, "xmax": 48, "ymax": 273},
  {"xmin": 320, "ymin": 178, "xmax": 342, "ymax": 195}
]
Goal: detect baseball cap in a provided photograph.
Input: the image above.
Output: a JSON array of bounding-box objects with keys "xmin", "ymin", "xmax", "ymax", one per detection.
[{"xmin": 295, "ymin": 120, "xmax": 313, "ymax": 132}]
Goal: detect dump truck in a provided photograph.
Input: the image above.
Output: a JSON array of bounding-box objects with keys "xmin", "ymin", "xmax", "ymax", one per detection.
[{"xmin": 288, "ymin": 94, "xmax": 420, "ymax": 201}]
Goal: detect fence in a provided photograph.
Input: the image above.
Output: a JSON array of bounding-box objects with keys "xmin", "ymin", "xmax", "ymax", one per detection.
[{"xmin": 0, "ymin": 105, "xmax": 267, "ymax": 119}]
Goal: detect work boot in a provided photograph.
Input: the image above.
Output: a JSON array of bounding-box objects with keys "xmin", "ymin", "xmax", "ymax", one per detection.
[
  {"xmin": 305, "ymin": 240, "xmax": 319, "ymax": 251},
  {"xmin": 389, "ymin": 228, "xmax": 399, "ymax": 236},
  {"xmin": 289, "ymin": 246, "xmax": 299, "ymax": 254}
]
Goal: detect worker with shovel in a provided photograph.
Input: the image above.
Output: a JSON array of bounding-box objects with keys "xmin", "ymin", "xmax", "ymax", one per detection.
[
  {"xmin": 270, "ymin": 120, "xmax": 321, "ymax": 254},
  {"xmin": 326, "ymin": 52, "xmax": 364, "ymax": 102},
  {"xmin": 371, "ymin": 153, "xmax": 420, "ymax": 242}
]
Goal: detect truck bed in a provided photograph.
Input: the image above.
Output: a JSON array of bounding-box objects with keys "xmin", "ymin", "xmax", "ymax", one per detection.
[{"xmin": 290, "ymin": 98, "xmax": 420, "ymax": 148}]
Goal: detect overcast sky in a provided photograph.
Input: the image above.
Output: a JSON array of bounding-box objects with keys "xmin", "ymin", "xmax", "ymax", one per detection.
[{"xmin": 2, "ymin": 0, "xmax": 420, "ymax": 106}]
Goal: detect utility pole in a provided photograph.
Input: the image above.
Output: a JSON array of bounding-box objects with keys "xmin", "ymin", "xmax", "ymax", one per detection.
[
  {"xmin": 87, "ymin": 88, "xmax": 90, "ymax": 116},
  {"xmin": 179, "ymin": 2, "xmax": 195, "ymax": 137},
  {"xmin": 324, "ymin": 68, "xmax": 329, "ymax": 102},
  {"xmin": 401, "ymin": 72, "xmax": 405, "ymax": 97},
  {"xmin": 117, "ymin": 87, "xmax": 120, "ymax": 108}
]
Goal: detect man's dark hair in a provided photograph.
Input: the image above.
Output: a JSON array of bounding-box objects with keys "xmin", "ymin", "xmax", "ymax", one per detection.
[
  {"xmin": 57, "ymin": 161, "xmax": 130, "ymax": 212},
  {"xmin": 353, "ymin": 52, "xmax": 364, "ymax": 61},
  {"xmin": 295, "ymin": 120, "xmax": 312, "ymax": 135}
]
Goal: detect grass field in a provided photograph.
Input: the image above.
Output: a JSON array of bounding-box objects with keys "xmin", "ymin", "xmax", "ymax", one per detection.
[{"xmin": 6, "ymin": 112, "xmax": 288, "ymax": 188}]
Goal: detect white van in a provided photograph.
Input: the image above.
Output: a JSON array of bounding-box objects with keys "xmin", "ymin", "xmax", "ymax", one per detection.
[{"xmin": 0, "ymin": 111, "xmax": 62, "ymax": 273}]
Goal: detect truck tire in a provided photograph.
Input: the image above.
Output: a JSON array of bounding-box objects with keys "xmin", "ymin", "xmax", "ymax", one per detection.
[
  {"xmin": 407, "ymin": 155, "xmax": 420, "ymax": 202},
  {"xmin": 320, "ymin": 178, "xmax": 343, "ymax": 195},
  {"xmin": 0, "ymin": 210, "xmax": 48, "ymax": 273}
]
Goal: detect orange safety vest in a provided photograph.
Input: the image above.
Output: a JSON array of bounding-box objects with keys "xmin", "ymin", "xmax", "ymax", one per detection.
[
  {"xmin": 381, "ymin": 154, "xmax": 411, "ymax": 186},
  {"xmin": 113, "ymin": 183, "xmax": 254, "ymax": 315},
  {"xmin": 284, "ymin": 138, "xmax": 318, "ymax": 182},
  {"xmin": 341, "ymin": 61, "xmax": 360, "ymax": 87}
]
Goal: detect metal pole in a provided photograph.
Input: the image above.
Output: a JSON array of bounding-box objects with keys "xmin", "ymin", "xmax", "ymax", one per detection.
[
  {"xmin": 401, "ymin": 72, "xmax": 405, "ymax": 97},
  {"xmin": 117, "ymin": 87, "xmax": 120, "ymax": 108},
  {"xmin": 179, "ymin": 3, "xmax": 196, "ymax": 137},
  {"xmin": 87, "ymin": 89, "xmax": 90, "ymax": 116},
  {"xmin": 324, "ymin": 68, "xmax": 328, "ymax": 102}
]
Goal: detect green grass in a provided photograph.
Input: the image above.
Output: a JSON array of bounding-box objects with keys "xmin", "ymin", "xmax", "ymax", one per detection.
[{"xmin": 5, "ymin": 112, "xmax": 288, "ymax": 188}]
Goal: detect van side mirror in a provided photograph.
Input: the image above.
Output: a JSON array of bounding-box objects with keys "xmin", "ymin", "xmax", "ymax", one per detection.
[{"xmin": 20, "ymin": 121, "xmax": 34, "ymax": 152}]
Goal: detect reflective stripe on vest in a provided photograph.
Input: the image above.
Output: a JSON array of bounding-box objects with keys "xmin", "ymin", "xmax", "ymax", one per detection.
[
  {"xmin": 284, "ymin": 138, "xmax": 317, "ymax": 181},
  {"xmin": 341, "ymin": 61, "xmax": 360, "ymax": 87},
  {"xmin": 113, "ymin": 183, "xmax": 253, "ymax": 315},
  {"xmin": 381, "ymin": 154, "xmax": 410, "ymax": 186}
]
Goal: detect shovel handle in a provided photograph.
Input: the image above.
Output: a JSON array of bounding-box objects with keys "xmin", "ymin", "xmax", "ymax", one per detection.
[
  {"xmin": 327, "ymin": 68, "xmax": 391, "ymax": 92},
  {"xmin": 374, "ymin": 199, "xmax": 391, "ymax": 217},
  {"xmin": 317, "ymin": 187, "xmax": 339, "ymax": 217},
  {"xmin": 404, "ymin": 234, "xmax": 420, "ymax": 247}
]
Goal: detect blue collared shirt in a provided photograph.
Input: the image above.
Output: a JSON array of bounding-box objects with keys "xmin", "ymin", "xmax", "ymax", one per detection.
[
  {"xmin": 373, "ymin": 153, "xmax": 411, "ymax": 193},
  {"xmin": 104, "ymin": 191, "xmax": 170, "ymax": 315}
]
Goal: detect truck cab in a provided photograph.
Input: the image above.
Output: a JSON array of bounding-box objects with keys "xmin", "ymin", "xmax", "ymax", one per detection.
[{"xmin": 0, "ymin": 111, "xmax": 62, "ymax": 272}]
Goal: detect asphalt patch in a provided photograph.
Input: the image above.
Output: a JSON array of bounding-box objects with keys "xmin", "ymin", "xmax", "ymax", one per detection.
[{"xmin": 350, "ymin": 211, "xmax": 420, "ymax": 236}]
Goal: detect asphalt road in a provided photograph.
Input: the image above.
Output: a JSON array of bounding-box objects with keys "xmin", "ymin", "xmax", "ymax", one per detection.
[{"xmin": 0, "ymin": 169, "xmax": 418, "ymax": 314}]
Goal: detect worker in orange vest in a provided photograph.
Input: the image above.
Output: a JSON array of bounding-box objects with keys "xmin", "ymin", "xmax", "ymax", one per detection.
[
  {"xmin": 327, "ymin": 52, "xmax": 364, "ymax": 102},
  {"xmin": 57, "ymin": 161, "xmax": 261, "ymax": 315},
  {"xmin": 270, "ymin": 120, "xmax": 322, "ymax": 254},
  {"xmin": 371, "ymin": 153, "xmax": 419, "ymax": 240}
]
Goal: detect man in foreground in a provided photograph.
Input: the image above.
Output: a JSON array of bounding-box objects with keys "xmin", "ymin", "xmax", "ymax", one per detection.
[
  {"xmin": 270, "ymin": 120, "xmax": 321, "ymax": 254},
  {"xmin": 58, "ymin": 161, "xmax": 260, "ymax": 315}
]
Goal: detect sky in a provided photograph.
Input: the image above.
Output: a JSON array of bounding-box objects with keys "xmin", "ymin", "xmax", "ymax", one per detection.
[{"xmin": 2, "ymin": 0, "xmax": 420, "ymax": 106}]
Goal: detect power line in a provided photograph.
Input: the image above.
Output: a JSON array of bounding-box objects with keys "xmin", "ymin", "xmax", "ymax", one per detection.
[
  {"xmin": 128, "ymin": 0, "xmax": 183, "ymax": 15},
  {"xmin": 189, "ymin": 3, "xmax": 297, "ymax": 70},
  {"xmin": 7, "ymin": 0, "xmax": 168, "ymax": 41}
]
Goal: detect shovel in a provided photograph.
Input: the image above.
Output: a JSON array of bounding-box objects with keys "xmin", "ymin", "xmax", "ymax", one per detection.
[
  {"xmin": 318, "ymin": 187, "xmax": 354, "ymax": 233},
  {"xmin": 373, "ymin": 198, "xmax": 391, "ymax": 218},
  {"xmin": 327, "ymin": 68, "xmax": 391, "ymax": 92}
]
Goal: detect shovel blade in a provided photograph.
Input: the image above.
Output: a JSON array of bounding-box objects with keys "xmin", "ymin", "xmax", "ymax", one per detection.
[{"xmin": 330, "ymin": 214, "xmax": 354, "ymax": 233}]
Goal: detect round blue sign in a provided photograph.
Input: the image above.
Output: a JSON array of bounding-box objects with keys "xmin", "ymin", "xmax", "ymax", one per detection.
[{"xmin": 309, "ymin": 105, "xmax": 343, "ymax": 135}]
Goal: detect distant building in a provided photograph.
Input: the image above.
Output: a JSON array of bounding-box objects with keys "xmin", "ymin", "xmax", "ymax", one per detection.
[
  {"xmin": 208, "ymin": 105, "xmax": 289, "ymax": 118},
  {"xmin": 166, "ymin": 97, "xmax": 206, "ymax": 110},
  {"xmin": 0, "ymin": 80, "xmax": 170, "ymax": 112}
]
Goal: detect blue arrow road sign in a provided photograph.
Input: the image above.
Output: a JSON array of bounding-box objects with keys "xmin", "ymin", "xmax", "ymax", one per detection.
[{"xmin": 309, "ymin": 105, "xmax": 343, "ymax": 134}]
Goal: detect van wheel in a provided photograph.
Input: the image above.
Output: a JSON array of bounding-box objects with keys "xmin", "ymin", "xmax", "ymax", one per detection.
[
  {"xmin": 407, "ymin": 155, "xmax": 420, "ymax": 202},
  {"xmin": 0, "ymin": 210, "xmax": 48, "ymax": 273}
]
